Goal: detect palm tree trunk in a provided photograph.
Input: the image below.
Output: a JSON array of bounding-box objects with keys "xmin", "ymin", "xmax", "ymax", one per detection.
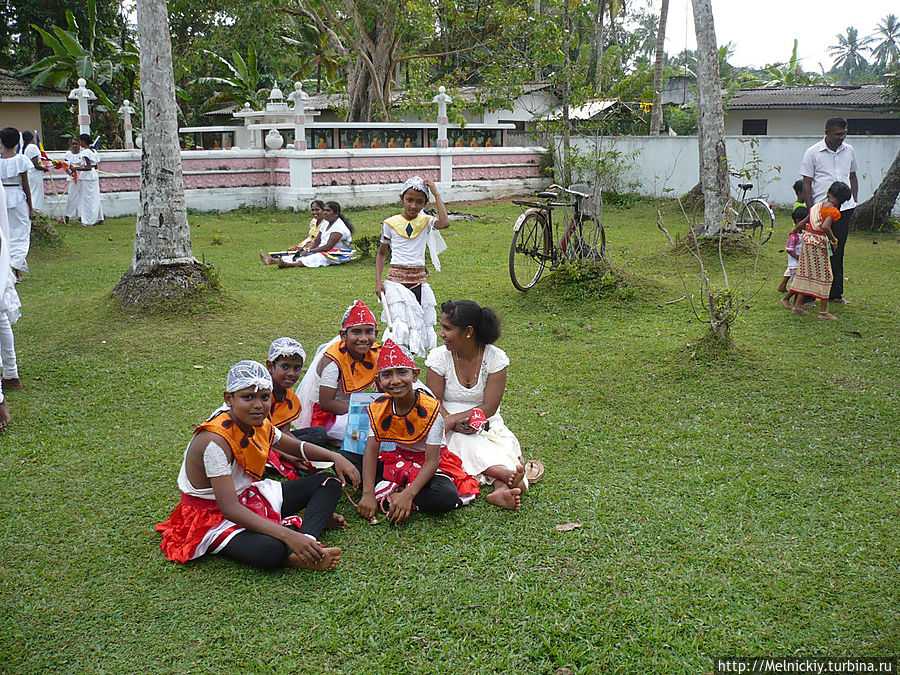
[
  {"xmin": 112, "ymin": 0, "xmax": 216, "ymax": 306},
  {"xmin": 650, "ymin": 0, "xmax": 669, "ymax": 135},
  {"xmin": 692, "ymin": 0, "xmax": 729, "ymax": 234},
  {"xmin": 852, "ymin": 146, "xmax": 900, "ymax": 230}
]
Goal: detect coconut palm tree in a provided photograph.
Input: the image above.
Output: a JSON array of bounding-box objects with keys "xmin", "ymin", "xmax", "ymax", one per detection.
[
  {"xmin": 871, "ymin": 14, "xmax": 900, "ymax": 69},
  {"xmin": 828, "ymin": 26, "xmax": 873, "ymax": 82},
  {"xmin": 284, "ymin": 25, "xmax": 344, "ymax": 93}
]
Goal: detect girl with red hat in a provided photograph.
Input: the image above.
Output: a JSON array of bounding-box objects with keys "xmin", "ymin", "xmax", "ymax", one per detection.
[
  {"xmin": 296, "ymin": 301, "xmax": 381, "ymax": 444},
  {"xmin": 356, "ymin": 339, "xmax": 479, "ymax": 524}
]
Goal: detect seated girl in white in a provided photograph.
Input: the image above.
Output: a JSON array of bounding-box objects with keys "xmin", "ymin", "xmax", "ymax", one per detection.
[
  {"xmin": 260, "ymin": 201, "xmax": 353, "ymax": 268},
  {"xmin": 425, "ymin": 300, "xmax": 528, "ymax": 510}
]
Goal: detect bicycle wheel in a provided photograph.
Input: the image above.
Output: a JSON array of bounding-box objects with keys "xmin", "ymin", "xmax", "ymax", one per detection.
[
  {"xmin": 509, "ymin": 211, "xmax": 548, "ymax": 291},
  {"xmin": 576, "ymin": 215, "xmax": 607, "ymax": 262},
  {"xmin": 560, "ymin": 219, "xmax": 583, "ymax": 262},
  {"xmin": 736, "ymin": 198, "xmax": 775, "ymax": 245}
]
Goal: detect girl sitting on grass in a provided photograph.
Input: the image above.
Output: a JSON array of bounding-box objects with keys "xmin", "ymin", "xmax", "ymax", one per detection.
[
  {"xmin": 262, "ymin": 200, "xmax": 325, "ymax": 262},
  {"xmin": 156, "ymin": 360, "xmax": 359, "ymax": 570},
  {"xmin": 356, "ymin": 339, "xmax": 479, "ymax": 524},
  {"xmin": 297, "ymin": 301, "xmax": 381, "ymax": 444},
  {"xmin": 425, "ymin": 300, "xmax": 529, "ymax": 510},
  {"xmin": 260, "ymin": 201, "xmax": 353, "ymax": 268},
  {"xmin": 790, "ymin": 181, "xmax": 852, "ymax": 321}
]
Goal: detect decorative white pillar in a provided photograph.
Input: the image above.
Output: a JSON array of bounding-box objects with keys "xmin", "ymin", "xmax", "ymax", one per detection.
[
  {"xmin": 432, "ymin": 85, "xmax": 452, "ymax": 149},
  {"xmin": 118, "ymin": 99, "xmax": 136, "ymax": 149},
  {"xmin": 289, "ymin": 82, "xmax": 310, "ymax": 150},
  {"xmin": 69, "ymin": 78, "xmax": 97, "ymax": 136}
]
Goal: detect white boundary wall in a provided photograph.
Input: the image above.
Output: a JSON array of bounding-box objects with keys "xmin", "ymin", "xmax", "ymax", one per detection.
[{"xmin": 567, "ymin": 135, "xmax": 900, "ymax": 213}]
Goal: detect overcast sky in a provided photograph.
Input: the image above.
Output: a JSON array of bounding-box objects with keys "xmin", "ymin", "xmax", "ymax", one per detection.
[{"xmin": 660, "ymin": 0, "xmax": 898, "ymax": 72}]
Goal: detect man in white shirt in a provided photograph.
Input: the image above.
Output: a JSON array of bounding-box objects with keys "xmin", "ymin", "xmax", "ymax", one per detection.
[{"xmin": 800, "ymin": 117, "xmax": 859, "ymax": 303}]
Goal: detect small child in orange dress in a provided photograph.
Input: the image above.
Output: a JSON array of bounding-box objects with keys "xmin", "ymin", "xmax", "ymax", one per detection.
[{"xmin": 790, "ymin": 181, "xmax": 852, "ymax": 320}]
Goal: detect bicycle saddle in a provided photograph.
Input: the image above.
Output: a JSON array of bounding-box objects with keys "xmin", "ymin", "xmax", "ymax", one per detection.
[
  {"xmin": 537, "ymin": 191, "xmax": 558, "ymax": 199},
  {"xmin": 737, "ymin": 183, "xmax": 753, "ymax": 191}
]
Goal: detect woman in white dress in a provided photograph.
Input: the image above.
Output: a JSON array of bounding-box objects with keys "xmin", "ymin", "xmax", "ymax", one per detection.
[
  {"xmin": 425, "ymin": 300, "xmax": 527, "ymax": 510},
  {"xmin": 21, "ymin": 131, "xmax": 47, "ymax": 215},
  {"xmin": 259, "ymin": 201, "xmax": 353, "ymax": 268}
]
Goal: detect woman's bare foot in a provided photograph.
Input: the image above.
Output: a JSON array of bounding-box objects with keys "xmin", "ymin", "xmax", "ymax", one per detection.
[
  {"xmin": 791, "ymin": 308, "xmax": 808, "ymax": 315},
  {"xmin": 2, "ymin": 378, "xmax": 22, "ymax": 390},
  {"xmin": 508, "ymin": 464, "xmax": 525, "ymax": 489},
  {"xmin": 325, "ymin": 512, "xmax": 346, "ymax": 530},
  {"xmin": 259, "ymin": 250, "xmax": 278, "ymax": 265},
  {"xmin": 287, "ymin": 546, "xmax": 342, "ymax": 570},
  {"xmin": 818, "ymin": 312, "xmax": 838, "ymax": 320},
  {"xmin": 0, "ymin": 399, "xmax": 9, "ymax": 430},
  {"xmin": 781, "ymin": 298, "xmax": 793, "ymax": 309},
  {"xmin": 486, "ymin": 486, "xmax": 522, "ymax": 510}
]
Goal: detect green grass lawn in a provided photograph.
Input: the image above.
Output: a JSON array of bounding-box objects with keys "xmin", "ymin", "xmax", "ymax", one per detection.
[{"xmin": 2, "ymin": 198, "xmax": 898, "ymax": 673}]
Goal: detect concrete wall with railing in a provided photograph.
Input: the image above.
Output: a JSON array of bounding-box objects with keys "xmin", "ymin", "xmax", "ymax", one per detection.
[
  {"xmin": 38, "ymin": 146, "xmax": 547, "ymax": 218},
  {"xmin": 566, "ymin": 134, "xmax": 899, "ymax": 213}
]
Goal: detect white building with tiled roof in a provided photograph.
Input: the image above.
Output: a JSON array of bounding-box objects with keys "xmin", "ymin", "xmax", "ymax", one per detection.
[{"xmin": 725, "ymin": 85, "xmax": 899, "ymax": 136}]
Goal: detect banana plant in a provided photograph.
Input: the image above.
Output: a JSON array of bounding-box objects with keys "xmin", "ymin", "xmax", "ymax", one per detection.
[
  {"xmin": 192, "ymin": 45, "xmax": 272, "ymax": 111},
  {"xmin": 17, "ymin": 0, "xmax": 139, "ymax": 111}
]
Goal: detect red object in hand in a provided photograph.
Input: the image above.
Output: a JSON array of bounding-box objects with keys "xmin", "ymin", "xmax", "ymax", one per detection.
[{"xmin": 468, "ymin": 408, "xmax": 489, "ymax": 432}]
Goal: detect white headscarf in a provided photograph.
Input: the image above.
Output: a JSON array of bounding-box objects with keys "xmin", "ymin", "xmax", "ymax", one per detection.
[
  {"xmin": 226, "ymin": 360, "xmax": 272, "ymax": 393},
  {"xmin": 268, "ymin": 337, "xmax": 306, "ymax": 364},
  {"xmin": 401, "ymin": 175, "xmax": 430, "ymax": 202}
]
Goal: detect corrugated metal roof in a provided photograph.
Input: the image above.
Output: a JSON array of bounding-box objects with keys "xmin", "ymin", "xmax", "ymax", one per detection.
[
  {"xmin": 728, "ymin": 85, "xmax": 893, "ymax": 110},
  {"xmin": 0, "ymin": 69, "xmax": 67, "ymax": 101}
]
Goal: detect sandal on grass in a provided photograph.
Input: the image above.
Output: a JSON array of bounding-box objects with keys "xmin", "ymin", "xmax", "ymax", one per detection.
[{"xmin": 524, "ymin": 460, "xmax": 545, "ymax": 484}]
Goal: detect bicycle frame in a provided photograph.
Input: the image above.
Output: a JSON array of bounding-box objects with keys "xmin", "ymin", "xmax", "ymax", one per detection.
[{"xmin": 512, "ymin": 184, "xmax": 591, "ymax": 264}]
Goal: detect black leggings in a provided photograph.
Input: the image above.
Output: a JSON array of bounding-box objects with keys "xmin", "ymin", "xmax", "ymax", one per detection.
[
  {"xmin": 291, "ymin": 425, "xmax": 330, "ymax": 447},
  {"xmin": 829, "ymin": 208, "xmax": 852, "ymax": 300},
  {"xmin": 339, "ymin": 450, "xmax": 463, "ymax": 513},
  {"xmin": 219, "ymin": 473, "xmax": 341, "ymax": 569}
]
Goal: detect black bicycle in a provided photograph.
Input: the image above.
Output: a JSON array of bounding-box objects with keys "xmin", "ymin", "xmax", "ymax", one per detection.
[{"xmin": 509, "ymin": 183, "xmax": 606, "ymax": 291}]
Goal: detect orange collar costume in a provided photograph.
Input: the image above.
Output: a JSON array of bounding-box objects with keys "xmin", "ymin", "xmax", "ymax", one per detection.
[
  {"xmin": 195, "ymin": 410, "xmax": 274, "ymax": 480},
  {"xmin": 323, "ymin": 341, "xmax": 381, "ymax": 393},
  {"xmin": 367, "ymin": 390, "xmax": 442, "ymax": 444},
  {"xmin": 269, "ymin": 388, "xmax": 301, "ymax": 429}
]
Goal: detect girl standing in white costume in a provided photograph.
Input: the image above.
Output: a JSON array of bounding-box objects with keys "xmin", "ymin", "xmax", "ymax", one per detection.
[
  {"xmin": 374, "ymin": 176, "xmax": 450, "ymax": 357},
  {"xmin": 75, "ymin": 134, "xmax": 104, "ymax": 226},
  {"xmin": 0, "ymin": 127, "xmax": 34, "ymax": 283},
  {"xmin": 21, "ymin": 131, "xmax": 48, "ymax": 215},
  {"xmin": 62, "ymin": 138, "xmax": 82, "ymax": 224},
  {"xmin": 0, "ymin": 182, "xmax": 23, "ymax": 429}
]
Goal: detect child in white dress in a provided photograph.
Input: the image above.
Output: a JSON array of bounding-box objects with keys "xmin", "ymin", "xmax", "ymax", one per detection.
[{"xmin": 375, "ymin": 176, "xmax": 450, "ymax": 357}]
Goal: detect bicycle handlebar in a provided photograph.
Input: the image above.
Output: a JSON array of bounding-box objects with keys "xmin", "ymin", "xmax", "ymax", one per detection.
[{"xmin": 548, "ymin": 183, "xmax": 594, "ymax": 199}]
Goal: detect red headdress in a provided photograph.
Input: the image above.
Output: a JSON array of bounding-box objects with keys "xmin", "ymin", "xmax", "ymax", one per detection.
[
  {"xmin": 342, "ymin": 300, "xmax": 377, "ymax": 329},
  {"xmin": 376, "ymin": 339, "xmax": 415, "ymax": 372}
]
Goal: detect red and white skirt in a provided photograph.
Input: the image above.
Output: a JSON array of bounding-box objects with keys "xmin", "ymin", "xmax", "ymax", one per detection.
[{"xmin": 156, "ymin": 479, "xmax": 297, "ymax": 563}]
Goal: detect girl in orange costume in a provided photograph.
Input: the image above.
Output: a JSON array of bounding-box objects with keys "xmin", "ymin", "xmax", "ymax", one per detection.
[
  {"xmin": 156, "ymin": 361, "xmax": 359, "ymax": 570},
  {"xmin": 297, "ymin": 301, "xmax": 381, "ymax": 444},
  {"xmin": 356, "ymin": 340, "xmax": 478, "ymax": 524}
]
